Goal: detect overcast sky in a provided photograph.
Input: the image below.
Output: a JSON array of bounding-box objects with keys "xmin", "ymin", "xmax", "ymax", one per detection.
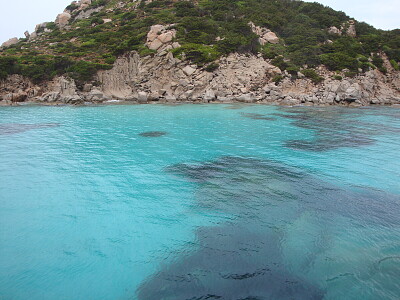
[{"xmin": 0, "ymin": 0, "xmax": 399, "ymax": 43}]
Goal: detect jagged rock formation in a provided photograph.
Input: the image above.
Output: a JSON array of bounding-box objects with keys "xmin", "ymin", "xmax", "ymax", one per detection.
[
  {"xmin": 1, "ymin": 37, "xmax": 19, "ymax": 48},
  {"xmin": 2, "ymin": 49, "xmax": 399, "ymax": 106},
  {"xmin": 145, "ymin": 24, "xmax": 180, "ymax": 52},
  {"xmin": 55, "ymin": 12, "xmax": 72, "ymax": 29},
  {"xmin": 249, "ymin": 22, "xmax": 280, "ymax": 45},
  {"xmin": 327, "ymin": 20, "xmax": 357, "ymax": 37}
]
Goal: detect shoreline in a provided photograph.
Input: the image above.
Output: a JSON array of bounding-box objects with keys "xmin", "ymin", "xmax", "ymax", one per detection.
[{"xmin": 1, "ymin": 99, "xmax": 400, "ymax": 108}]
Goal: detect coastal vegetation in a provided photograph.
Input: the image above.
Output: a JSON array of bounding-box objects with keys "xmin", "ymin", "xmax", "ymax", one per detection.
[{"xmin": 0, "ymin": 0, "xmax": 399, "ymax": 83}]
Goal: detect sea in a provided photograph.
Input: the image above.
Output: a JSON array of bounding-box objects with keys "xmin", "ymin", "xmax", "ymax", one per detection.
[{"xmin": 0, "ymin": 104, "xmax": 399, "ymax": 300}]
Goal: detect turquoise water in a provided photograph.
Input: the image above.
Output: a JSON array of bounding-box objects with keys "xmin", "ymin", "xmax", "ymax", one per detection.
[{"xmin": 0, "ymin": 104, "xmax": 399, "ymax": 300}]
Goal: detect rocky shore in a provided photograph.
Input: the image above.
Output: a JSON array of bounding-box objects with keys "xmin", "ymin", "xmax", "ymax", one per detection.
[
  {"xmin": 1, "ymin": 52, "xmax": 399, "ymax": 107},
  {"xmin": 1, "ymin": 23, "xmax": 399, "ymax": 107}
]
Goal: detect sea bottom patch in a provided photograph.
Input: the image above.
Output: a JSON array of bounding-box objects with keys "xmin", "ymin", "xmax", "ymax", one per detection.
[
  {"xmin": 137, "ymin": 156, "xmax": 400, "ymax": 300},
  {"xmin": 138, "ymin": 131, "xmax": 168, "ymax": 137}
]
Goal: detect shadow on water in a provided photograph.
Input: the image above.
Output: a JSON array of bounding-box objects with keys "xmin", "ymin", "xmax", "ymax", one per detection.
[
  {"xmin": 274, "ymin": 107, "xmax": 400, "ymax": 151},
  {"xmin": 0, "ymin": 123, "xmax": 60, "ymax": 136},
  {"xmin": 138, "ymin": 131, "xmax": 168, "ymax": 137},
  {"xmin": 241, "ymin": 113, "xmax": 276, "ymax": 121},
  {"xmin": 137, "ymin": 156, "xmax": 400, "ymax": 300}
]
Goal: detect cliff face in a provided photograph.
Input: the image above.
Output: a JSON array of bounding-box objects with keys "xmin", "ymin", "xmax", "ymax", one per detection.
[{"xmin": 1, "ymin": 49, "xmax": 399, "ymax": 106}]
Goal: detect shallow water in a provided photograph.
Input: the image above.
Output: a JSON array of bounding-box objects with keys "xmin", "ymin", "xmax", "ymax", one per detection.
[{"xmin": 0, "ymin": 104, "xmax": 399, "ymax": 300}]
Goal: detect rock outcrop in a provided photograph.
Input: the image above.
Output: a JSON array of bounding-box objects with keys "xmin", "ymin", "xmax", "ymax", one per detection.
[
  {"xmin": 346, "ymin": 20, "xmax": 357, "ymax": 38},
  {"xmin": 1, "ymin": 23, "xmax": 398, "ymax": 107},
  {"xmin": 55, "ymin": 12, "xmax": 72, "ymax": 29},
  {"xmin": 1, "ymin": 37, "xmax": 19, "ymax": 48},
  {"xmin": 249, "ymin": 22, "xmax": 279, "ymax": 45},
  {"xmin": 327, "ymin": 20, "xmax": 357, "ymax": 37},
  {"xmin": 145, "ymin": 24, "xmax": 179, "ymax": 52}
]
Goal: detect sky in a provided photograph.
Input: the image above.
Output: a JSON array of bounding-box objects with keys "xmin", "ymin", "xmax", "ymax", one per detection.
[{"xmin": 0, "ymin": 0, "xmax": 399, "ymax": 44}]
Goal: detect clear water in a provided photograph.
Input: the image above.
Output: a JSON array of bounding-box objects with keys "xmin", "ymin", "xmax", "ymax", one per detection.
[{"xmin": 0, "ymin": 104, "xmax": 399, "ymax": 300}]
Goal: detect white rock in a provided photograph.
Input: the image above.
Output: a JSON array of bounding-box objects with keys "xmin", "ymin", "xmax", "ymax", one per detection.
[
  {"xmin": 172, "ymin": 42, "xmax": 181, "ymax": 49},
  {"xmin": 165, "ymin": 94, "xmax": 177, "ymax": 102},
  {"xmin": 158, "ymin": 32, "xmax": 175, "ymax": 44},
  {"xmin": 237, "ymin": 93, "xmax": 254, "ymax": 103},
  {"xmin": 1, "ymin": 37, "xmax": 19, "ymax": 48},
  {"xmin": 138, "ymin": 91, "xmax": 148, "ymax": 103},
  {"xmin": 55, "ymin": 12, "xmax": 71, "ymax": 29},
  {"xmin": 203, "ymin": 89, "xmax": 216, "ymax": 101},
  {"xmin": 182, "ymin": 66, "xmax": 196, "ymax": 76},
  {"xmin": 265, "ymin": 32, "xmax": 279, "ymax": 44},
  {"xmin": 328, "ymin": 26, "xmax": 341, "ymax": 35},
  {"xmin": 148, "ymin": 39, "xmax": 163, "ymax": 51}
]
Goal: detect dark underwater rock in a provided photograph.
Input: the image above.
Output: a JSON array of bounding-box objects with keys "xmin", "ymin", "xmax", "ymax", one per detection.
[
  {"xmin": 0, "ymin": 123, "xmax": 60, "ymax": 135},
  {"xmin": 138, "ymin": 131, "xmax": 167, "ymax": 137}
]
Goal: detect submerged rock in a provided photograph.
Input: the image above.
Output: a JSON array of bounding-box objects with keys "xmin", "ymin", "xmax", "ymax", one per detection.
[
  {"xmin": 137, "ymin": 156, "xmax": 400, "ymax": 299},
  {"xmin": 138, "ymin": 131, "xmax": 167, "ymax": 137},
  {"xmin": 0, "ymin": 123, "xmax": 60, "ymax": 135}
]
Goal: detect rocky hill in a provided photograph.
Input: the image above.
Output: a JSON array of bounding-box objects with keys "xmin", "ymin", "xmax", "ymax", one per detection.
[{"xmin": 0, "ymin": 0, "xmax": 399, "ymax": 106}]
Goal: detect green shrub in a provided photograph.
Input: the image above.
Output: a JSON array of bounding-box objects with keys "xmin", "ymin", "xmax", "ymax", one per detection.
[
  {"xmin": 91, "ymin": 0, "xmax": 107, "ymax": 8},
  {"xmin": 301, "ymin": 69, "xmax": 324, "ymax": 84},
  {"xmin": 205, "ymin": 62, "xmax": 219, "ymax": 72},
  {"xmin": 333, "ymin": 75, "xmax": 343, "ymax": 80},
  {"xmin": 67, "ymin": 60, "xmax": 112, "ymax": 82},
  {"xmin": 372, "ymin": 55, "xmax": 384, "ymax": 69},
  {"xmin": 0, "ymin": 56, "xmax": 20, "ymax": 79},
  {"xmin": 271, "ymin": 56, "xmax": 289, "ymax": 70},
  {"xmin": 174, "ymin": 1, "xmax": 200, "ymax": 17},
  {"xmin": 172, "ymin": 44, "xmax": 220, "ymax": 65},
  {"xmin": 379, "ymin": 67, "xmax": 387, "ymax": 74},
  {"xmin": 272, "ymin": 75, "xmax": 284, "ymax": 84},
  {"xmin": 390, "ymin": 59, "xmax": 400, "ymax": 71},
  {"xmin": 138, "ymin": 45, "xmax": 156, "ymax": 57},
  {"xmin": 46, "ymin": 22, "xmax": 57, "ymax": 30},
  {"xmin": 320, "ymin": 52, "xmax": 359, "ymax": 71},
  {"xmin": 66, "ymin": 3, "xmax": 78, "ymax": 11},
  {"xmin": 344, "ymin": 71, "xmax": 358, "ymax": 78},
  {"xmin": 261, "ymin": 44, "xmax": 285, "ymax": 59},
  {"xmin": 286, "ymin": 66, "xmax": 299, "ymax": 76}
]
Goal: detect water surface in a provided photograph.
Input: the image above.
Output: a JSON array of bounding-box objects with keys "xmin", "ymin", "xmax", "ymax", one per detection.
[{"xmin": 0, "ymin": 104, "xmax": 399, "ymax": 300}]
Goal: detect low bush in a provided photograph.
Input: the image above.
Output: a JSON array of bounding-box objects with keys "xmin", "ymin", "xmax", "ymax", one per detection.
[
  {"xmin": 390, "ymin": 59, "xmax": 400, "ymax": 71},
  {"xmin": 301, "ymin": 69, "xmax": 324, "ymax": 84},
  {"xmin": 172, "ymin": 44, "xmax": 220, "ymax": 65},
  {"xmin": 205, "ymin": 62, "xmax": 219, "ymax": 72},
  {"xmin": 272, "ymin": 75, "xmax": 284, "ymax": 84}
]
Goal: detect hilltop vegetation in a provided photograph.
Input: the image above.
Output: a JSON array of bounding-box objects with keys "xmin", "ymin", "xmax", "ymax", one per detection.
[{"xmin": 0, "ymin": 0, "xmax": 399, "ymax": 84}]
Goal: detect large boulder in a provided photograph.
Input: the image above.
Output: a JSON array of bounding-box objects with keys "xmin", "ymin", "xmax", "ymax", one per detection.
[
  {"xmin": 145, "ymin": 24, "xmax": 176, "ymax": 52},
  {"xmin": 249, "ymin": 22, "xmax": 279, "ymax": 45},
  {"xmin": 328, "ymin": 26, "xmax": 341, "ymax": 35},
  {"xmin": 138, "ymin": 91, "xmax": 148, "ymax": 103},
  {"xmin": 1, "ymin": 37, "xmax": 19, "ymax": 48},
  {"xmin": 346, "ymin": 20, "xmax": 357, "ymax": 37},
  {"xmin": 237, "ymin": 93, "xmax": 254, "ymax": 103},
  {"xmin": 182, "ymin": 65, "xmax": 196, "ymax": 76},
  {"xmin": 203, "ymin": 89, "xmax": 216, "ymax": 102},
  {"xmin": 87, "ymin": 88, "xmax": 106, "ymax": 102},
  {"xmin": 79, "ymin": 0, "xmax": 92, "ymax": 10},
  {"xmin": 55, "ymin": 12, "xmax": 71, "ymax": 29},
  {"xmin": 264, "ymin": 32, "xmax": 279, "ymax": 44}
]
